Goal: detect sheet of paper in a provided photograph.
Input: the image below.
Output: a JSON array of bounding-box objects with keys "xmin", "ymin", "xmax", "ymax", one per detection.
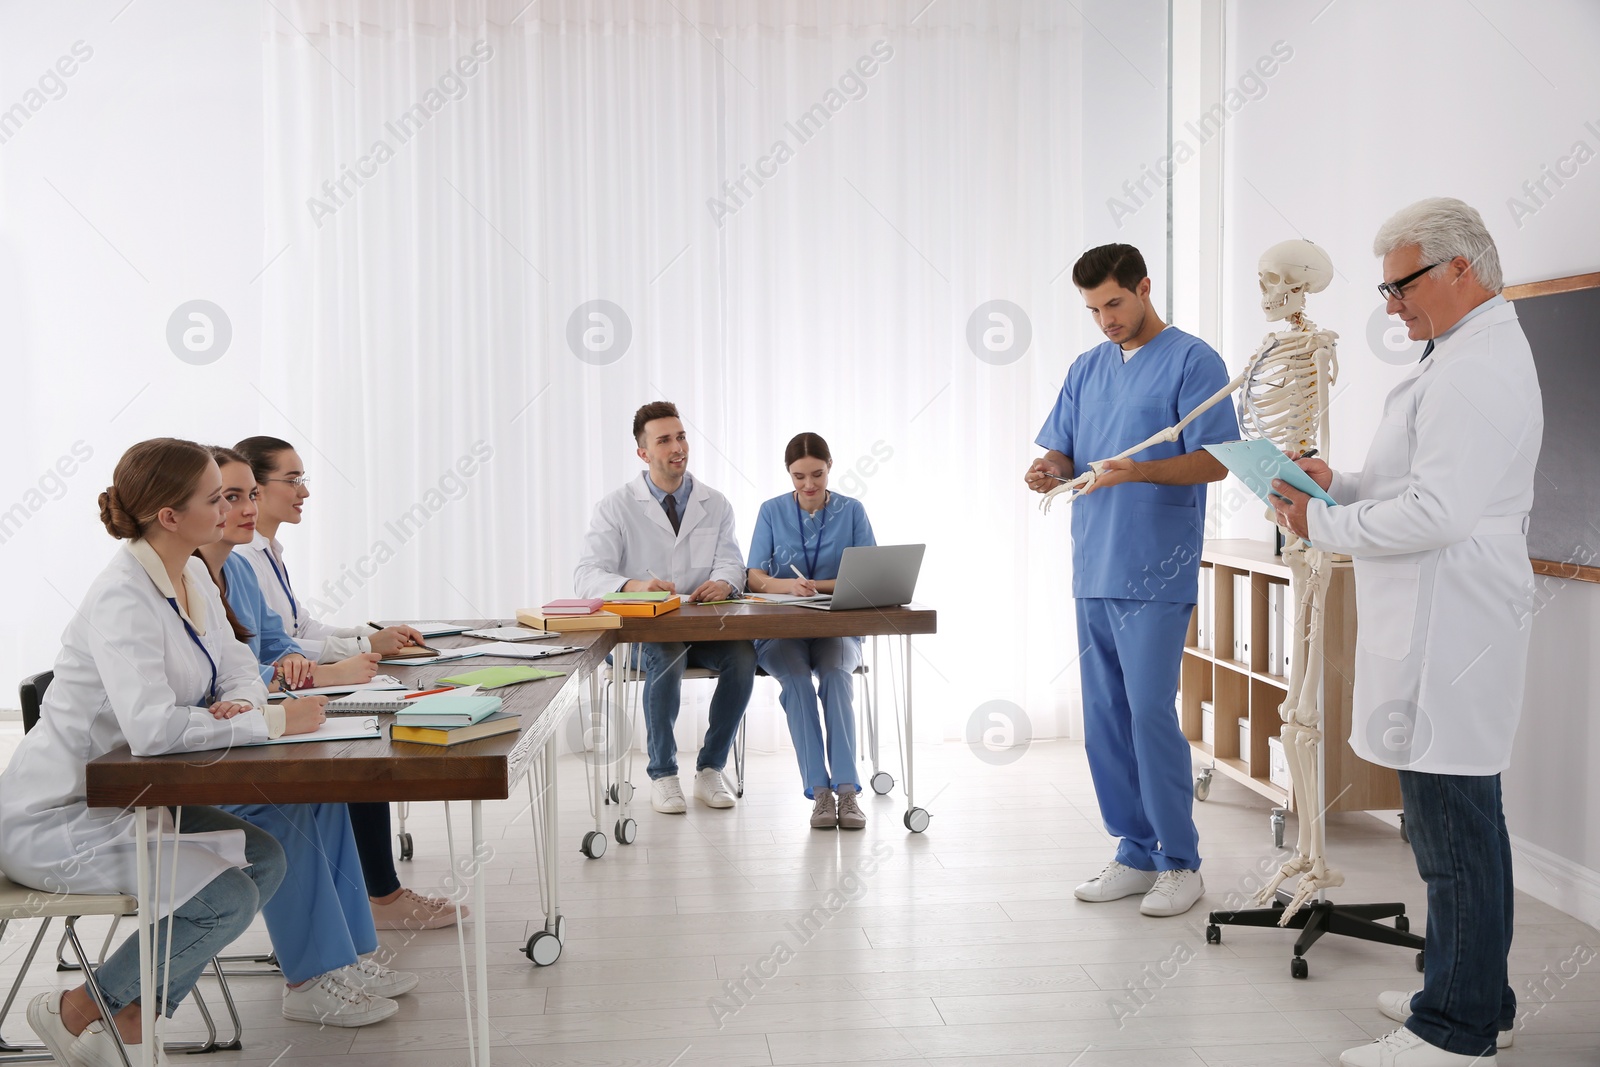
[
  {"xmin": 250, "ymin": 717, "xmax": 382, "ymax": 746},
  {"xmin": 739, "ymin": 592, "xmax": 830, "ymax": 604},
  {"xmin": 460, "ymin": 627, "xmax": 559, "ymax": 642},
  {"xmin": 472, "ymin": 641, "xmax": 584, "ymax": 660}
]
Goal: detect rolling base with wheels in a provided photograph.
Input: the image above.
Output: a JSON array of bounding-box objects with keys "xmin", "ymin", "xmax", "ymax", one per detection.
[{"xmin": 1205, "ymin": 893, "xmax": 1424, "ymax": 979}]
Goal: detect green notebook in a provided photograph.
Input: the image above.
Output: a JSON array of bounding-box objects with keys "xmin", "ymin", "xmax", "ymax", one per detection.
[
  {"xmin": 438, "ymin": 666, "xmax": 567, "ymax": 690},
  {"xmin": 601, "ymin": 591, "xmax": 673, "ymax": 602}
]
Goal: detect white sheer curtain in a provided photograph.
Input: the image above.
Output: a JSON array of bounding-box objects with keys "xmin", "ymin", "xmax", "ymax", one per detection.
[{"xmin": 257, "ymin": 0, "xmax": 1165, "ymax": 745}]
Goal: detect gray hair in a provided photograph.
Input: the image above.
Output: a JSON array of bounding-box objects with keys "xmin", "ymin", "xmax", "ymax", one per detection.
[{"xmin": 1372, "ymin": 197, "xmax": 1503, "ymax": 293}]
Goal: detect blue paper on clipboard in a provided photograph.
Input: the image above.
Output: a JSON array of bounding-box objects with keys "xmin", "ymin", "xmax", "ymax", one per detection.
[{"xmin": 1204, "ymin": 439, "xmax": 1338, "ymax": 509}]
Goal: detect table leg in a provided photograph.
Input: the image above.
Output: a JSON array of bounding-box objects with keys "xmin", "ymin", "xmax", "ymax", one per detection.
[
  {"xmin": 134, "ymin": 809, "xmax": 154, "ymax": 1067},
  {"xmin": 472, "ymin": 800, "xmax": 490, "ymax": 1066},
  {"xmin": 901, "ymin": 635, "xmax": 930, "ymax": 834},
  {"xmin": 543, "ymin": 733, "xmax": 563, "ymax": 937}
]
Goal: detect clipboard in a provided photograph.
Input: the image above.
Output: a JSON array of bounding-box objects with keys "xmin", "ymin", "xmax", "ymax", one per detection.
[{"xmin": 1203, "ymin": 439, "xmax": 1337, "ymax": 509}]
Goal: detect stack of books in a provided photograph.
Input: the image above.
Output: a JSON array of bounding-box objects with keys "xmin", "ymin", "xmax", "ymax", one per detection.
[
  {"xmin": 600, "ymin": 591, "xmax": 681, "ymax": 617},
  {"xmin": 517, "ymin": 599, "xmax": 622, "ymax": 632},
  {"xmin": 390, "ymin": 694, "xmax": 520, "ymax": 746}
]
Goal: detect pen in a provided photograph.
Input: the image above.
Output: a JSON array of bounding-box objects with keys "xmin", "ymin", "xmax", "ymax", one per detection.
[{"xmin": 789, "ymin": 564, "xmax": 807, "ymax": 580}]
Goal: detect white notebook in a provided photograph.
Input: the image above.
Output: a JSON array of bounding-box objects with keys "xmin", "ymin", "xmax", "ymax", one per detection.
[{"xmin": 250, "ymin": 717, "xmax": 382, "ymax": 746}]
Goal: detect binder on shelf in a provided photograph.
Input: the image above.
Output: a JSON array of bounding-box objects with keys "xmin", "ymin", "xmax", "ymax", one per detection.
[
  {"xmin": 1279, "ymin": 585, "xmax": 1294, "ymax": 677},
  {"xmin": 1239, "ymin": 718, "xmax": 1252, "ymax": 760},
  {"xmin": 1267, "ymin": 735, "xmax": 1291, "ymax": 790},
  {"xmin": 1267, "ymin": 582, "xmax": 1284, "ymax": 678},
  {"xmin": 1200, "ymin": 699, "xmax": 1215, "ymax": 747},
  {"xmin": 1196, "ymin": 567, "xmax": 1212, "ymax": 650},
  {"xmin": 1231, "ymin": 574, "xmax": 1250, "ymax": 664}
]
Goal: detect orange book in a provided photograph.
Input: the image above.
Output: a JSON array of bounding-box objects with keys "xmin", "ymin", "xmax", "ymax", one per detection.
[
  {"xmin": 600, "ymin": 596, "xmax": 681, "ymax": 618},
  {"xmin": 515, "ymin": 608, "xmax": 623, "ymax": 632}
]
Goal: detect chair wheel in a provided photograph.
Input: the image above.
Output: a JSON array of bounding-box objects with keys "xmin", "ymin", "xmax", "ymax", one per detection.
[
  {"xmin": 871, "ymin": 771, "xmax": 894, "ymax": 795},
  {"xmin": 1291, "ymin": 957, "xmax": 1308, "ymax": 979},
  {"xmin": 1416, "ymin": 950, "xmax": 1425, "ymax": 972},
  {"xmin": 397, "ymin": 832, "xmax": 413, "ymax": 861},
  {"xmin": 608, "ymin": 782, "xmax": 634, "ymax": 804},
  {"xmin": 524, "ymin": 930, "xmax": 561, "ymax": 966},
  {"xmin": 1395, "ymin": 914, "xmax": 1409, "ymax": 933},
  {"xmin": 903, "ymin": 807, "xmax": 930, "ymax": 833},
  {"xmin": 580, "ymin": 830, "xmax": 607, "ymax": 859},
  {"xmin": 614, "ymin": 818, "xmax": 637, "ymax": 845},
  {"xmin": 1206, "ymin": 924, "xmax": 1221, "ymax": 945}
]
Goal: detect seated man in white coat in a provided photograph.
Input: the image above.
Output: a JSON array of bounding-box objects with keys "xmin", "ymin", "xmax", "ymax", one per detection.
[
  {"xmin": 575, "ymin": 401, "xmax": 755, "ymax": 814},
  {"xmin": 1271, "ymin": 198, "xmax": 1542, "ymax": 1067}
]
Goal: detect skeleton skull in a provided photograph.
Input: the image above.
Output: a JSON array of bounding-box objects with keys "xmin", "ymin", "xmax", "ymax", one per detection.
[{"xmin": 1259, "ymin": 239, "xmax": 1334, "ymax": 322}]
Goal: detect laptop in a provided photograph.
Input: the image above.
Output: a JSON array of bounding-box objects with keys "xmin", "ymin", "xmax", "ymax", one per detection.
[{"xmin": 788, "ymin": 544, "xmax": 925, "ymax": 611}]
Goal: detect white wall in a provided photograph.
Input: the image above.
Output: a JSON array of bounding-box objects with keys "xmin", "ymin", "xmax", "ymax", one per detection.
[
  {"xmin": 0, "ymin": 2, "xmax": 264, "ymax": 688},
  {"xmin": 1216, "ymin": 0, "xmax": 1600, "ymax": 925}
]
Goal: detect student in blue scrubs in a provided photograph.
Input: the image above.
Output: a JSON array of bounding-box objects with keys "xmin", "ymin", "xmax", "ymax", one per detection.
[
  {"xmin": 1025, "ymin": 244, "xmax": 1238, "ymax": 918},
  {"xmin": 194, "ymin": 448, "xmax": 419, "ymax": 1026},
  {"xmin": 747, "ymin": 433, "xmax": 876, "ymax": 830}
]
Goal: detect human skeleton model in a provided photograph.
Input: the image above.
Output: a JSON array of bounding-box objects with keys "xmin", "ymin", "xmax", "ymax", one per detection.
[{"xmin": 1042, "ymin": 240, "xmax": 1340, "ymax": 922}]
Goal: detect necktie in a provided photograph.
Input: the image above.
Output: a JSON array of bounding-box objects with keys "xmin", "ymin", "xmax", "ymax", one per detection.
[
  {"xmin": 1420, "ymin": 340, "xmax": 1434, "ymax": 361},
  {"xmin": 663, "ymin": 492, "xmax": 681, "ymax": 535}
]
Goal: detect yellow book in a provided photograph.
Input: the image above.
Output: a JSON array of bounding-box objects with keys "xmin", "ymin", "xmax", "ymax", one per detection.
[
  {"xmin": 390, "ymin": 712, "xmax": 522, "ymax": 746},
  {"xmin": 600, "ymin": 596, "xmax": 681, "ymax": 618},
  {"xmin": 515, "ymin": 607, "xmax": 623, "ymax": 632}
]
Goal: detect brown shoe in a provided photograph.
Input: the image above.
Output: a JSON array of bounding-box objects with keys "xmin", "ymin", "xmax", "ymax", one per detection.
[
  {"xmin": 836, "ymin": 784, "xmax": 866, "ymax": 830},
  {"xmin": 810, "ymin": 786, "xmax": 837, "ymax": 829},
  {"xmin": 371, "ymin": 888, "xmax": 468, "ymax": 931}
]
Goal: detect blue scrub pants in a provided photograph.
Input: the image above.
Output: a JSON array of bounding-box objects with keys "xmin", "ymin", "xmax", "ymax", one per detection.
[
  {"xmin": 222, "ymin": 803, "xmax": 376, "ymax": 984},
  {"xmin": 756, "ymin": 637, "xmax": 862, "ymax": 797},
  {"xmin": 1075, "ymin": 597, "xmax": 1200, "ymax": 872}
]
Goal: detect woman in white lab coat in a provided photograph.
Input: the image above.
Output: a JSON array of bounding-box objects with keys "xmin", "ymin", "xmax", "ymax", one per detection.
[
  {"xmin": 1271, "ymin": 199, "xmax": 1542, "ymax": 1067},
  {"xmin": 0, "ymin": 438, "xmax": 311, "ymax": 1064},
  {"xmin": 231, "ymin": 436, "xmax": 465, "ymax": 933}
]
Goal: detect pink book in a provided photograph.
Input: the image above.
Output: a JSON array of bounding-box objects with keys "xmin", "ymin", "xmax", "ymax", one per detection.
[{"xmin": 541, "ymin": 598, "xmax": 604, "ymax": 615}]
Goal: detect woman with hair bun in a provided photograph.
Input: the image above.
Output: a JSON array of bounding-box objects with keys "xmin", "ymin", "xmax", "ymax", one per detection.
[
  {"xmin": 746, "ymin": 433, "xmax": 878, "ymax": 830},
  {"xmin": 0, "ymin": 438, "xmax": 308, "ymax": 1063}
]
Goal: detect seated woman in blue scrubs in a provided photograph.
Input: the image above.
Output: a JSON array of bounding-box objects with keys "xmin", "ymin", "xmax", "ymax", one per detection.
[
  {"xmin": 193, "ymin": 447, "xmax": 419, "ymax": 1026},
  {"xmin": 746, "ymin": 433, "xmax": 876, "ymax": 830}
]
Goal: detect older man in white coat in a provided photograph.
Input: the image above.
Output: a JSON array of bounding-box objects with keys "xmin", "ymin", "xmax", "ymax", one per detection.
[
  {"xmin": 575, "ymin": 400, "xmax": 755, "ymax": 815},
  {"xmin": 1271, "ymin": 198, "xmax": 1542, "ymax": 1067}
]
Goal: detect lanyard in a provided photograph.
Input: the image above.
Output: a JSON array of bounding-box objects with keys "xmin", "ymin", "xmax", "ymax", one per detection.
[
  {"xmin": 794, "ymin": 492, "xmax": 830, "ymax": 579},
  {"xmin": 263, "ymin": 546, "xmax": 300, "ymax": 628},
  {"xmin": 165, "ymin": 597, "xmax": 218, "ymax": 705}
]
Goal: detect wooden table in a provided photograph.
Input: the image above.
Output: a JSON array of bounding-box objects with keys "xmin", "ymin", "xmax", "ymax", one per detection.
[
  {"xmin": 598, "ymin": 602, "xmax": 939, "ymax": 836},
  {"xmin": 83, "ymin": 625, "xmax": 617, "ymax": 1067}
]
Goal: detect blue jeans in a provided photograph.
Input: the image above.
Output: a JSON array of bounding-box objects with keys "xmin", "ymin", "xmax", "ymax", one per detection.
[
  {"xmin": 756, "ymin": 637, "xmax": 861, "ymax": 797},
  {"xmin": 636, "ymin": 641, "xmax": 755, "ymax": 780},
  {"xmin": 95, "ymin": 807, "xmax": 285, "ymax": 1016},
  {"xmin": 1398, "ymin": 770, "xmax": 1516, "ymax": 1058},
  {"xmin": 1075, "ymin": 598, "xmax": 1199, "ymax": 872}
]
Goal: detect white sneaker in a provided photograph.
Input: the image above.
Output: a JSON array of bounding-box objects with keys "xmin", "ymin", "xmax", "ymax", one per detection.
[
  {"xmin": 1139, "ymin": 869, "xmax": 1205, "ymax": 916},
  {"xmin": 1340, "ymin": 1027, "xmax": 1496, "ymax": 1066},
  {"xmin": 336, "ymin": 955, "xmax": 418, "ymax": 998},
  {"xmin": 25, "ymin": 991, "xmax": 78, "ymax": 1066},
  {"xmin": 1074, "ymin": 859, "xmax": 1158, "ymax": 902},
  {"xmin": 282, "ymin": 972, "xmax": 399, "ymax": 1027},
  {"xmin": 694, "ymin": 768, "xmax": 736, "ymax": 808},
  {"xmin": 1378, "ymin": 990, "xmax": 1512, "ymax": 1049},
  {"xmin": 72, "ymin": 1021, "xmax": 163, "ymax": 1067},
  {"xmin": 651, "ymin": 775, "xmax": 686, "ymax": 814}
]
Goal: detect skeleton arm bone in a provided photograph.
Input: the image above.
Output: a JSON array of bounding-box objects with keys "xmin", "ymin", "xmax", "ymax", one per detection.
[{"xmin": 1039, "ymin": 359, "xmax": 1256, "ymax": 513}]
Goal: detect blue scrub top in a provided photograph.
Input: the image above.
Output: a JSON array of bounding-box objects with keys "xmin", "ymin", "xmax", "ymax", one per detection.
[
  {"xmin": 222, "ymin": 551, "xmax": 305, "ymax": 682},
  {"xmin": 1036, "ymin": 326, "xmax": 1239, "ymax": 603},
  {"xmin": 747, "ymin": 492, "xmax": 876, "ymax": 581}
]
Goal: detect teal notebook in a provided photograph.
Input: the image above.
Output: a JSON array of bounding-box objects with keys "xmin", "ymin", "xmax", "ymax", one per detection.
[
  {"xmin": 393, "ymin": 695, "xmax": 503, "ymax": 728},
  {"xmin": 1204, "ymin": 439, "xmax": 1337, "ymax": 508}
]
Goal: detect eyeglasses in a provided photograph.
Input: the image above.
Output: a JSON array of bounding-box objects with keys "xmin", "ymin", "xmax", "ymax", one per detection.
[
  {"xmin": 1376, "ymin": 262, "xmax": 1443, "ymax": 301},
  {"xmin": 265, "ymin": 476, "xmax": 310, "ymax": 488}
]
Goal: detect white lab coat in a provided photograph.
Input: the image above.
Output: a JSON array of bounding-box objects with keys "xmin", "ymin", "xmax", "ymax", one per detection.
[
  {"xmin": 0, "ymin": 543, "xmax": 273, "ymax": 913},
  {"xmin": 1307, "ymin": 299, "xmax": 1543, "ymax": 776},
  {"xmin": 238, "ymin": 532, "xmax": 369, "ymax": 663},
  {"xmin": 573, "ymin": 473, "xmax": 747, "ymax": 599}
]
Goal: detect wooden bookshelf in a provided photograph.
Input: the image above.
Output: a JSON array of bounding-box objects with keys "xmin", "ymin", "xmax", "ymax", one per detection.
[{"xmin": 1182, "ymin": 538, "xmax": 1402, "ymax": 813}]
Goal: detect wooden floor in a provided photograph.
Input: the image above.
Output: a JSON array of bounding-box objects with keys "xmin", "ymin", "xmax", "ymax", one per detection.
[{"xmin": 4, "ymin": 739, "xmax": 1598, "ymax": 1066}]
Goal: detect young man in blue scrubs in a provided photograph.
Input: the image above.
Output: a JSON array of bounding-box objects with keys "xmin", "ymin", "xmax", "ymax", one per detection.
[{"xmin": 1025, "ymin": 244, "xmax": 1238, "ymax": 917}]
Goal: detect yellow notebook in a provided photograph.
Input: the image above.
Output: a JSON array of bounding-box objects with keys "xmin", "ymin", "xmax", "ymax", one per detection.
[{"xmin": 600, "ymin": 596, "xmax": 681, "ymax": 618}]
